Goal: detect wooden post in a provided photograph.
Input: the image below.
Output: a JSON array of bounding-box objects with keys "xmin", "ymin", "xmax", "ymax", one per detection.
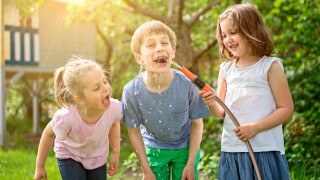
[
  {"xmin": 0, "ymin": 0, "xmax": 6, "ymax": 146},
  {"xmin": 32, "ymin": 79, "xmax": 39, "ymax": 134}
]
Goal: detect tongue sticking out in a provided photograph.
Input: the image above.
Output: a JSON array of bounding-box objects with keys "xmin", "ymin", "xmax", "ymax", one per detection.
[{"xmin": 102, "ymin": 97, "xmax": 110, "ymax": 106}]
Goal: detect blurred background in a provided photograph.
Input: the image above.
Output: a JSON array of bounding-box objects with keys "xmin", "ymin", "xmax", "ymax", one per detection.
[{"xmin": 0, "ymin": 0, "xmax": 319, "ymax": 179}]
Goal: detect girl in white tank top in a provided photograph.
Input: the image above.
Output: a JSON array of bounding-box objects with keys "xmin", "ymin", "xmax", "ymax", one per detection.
[{"xmin": 199, "ymin": 4, "xmax": 294, "ymax": 180}]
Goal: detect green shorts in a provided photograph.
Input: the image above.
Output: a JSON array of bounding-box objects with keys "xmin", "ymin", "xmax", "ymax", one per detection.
[{"xmin": 145, "ymin": 147, "xmax": 201, "ymax": 180}]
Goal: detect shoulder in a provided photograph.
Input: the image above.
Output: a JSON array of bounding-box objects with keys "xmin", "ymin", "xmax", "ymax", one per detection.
[
  {"xmin": 123, "ymin": 75, "xmax": 142, "ymax": 92},
  {"xmin": 110, "ymin": 98, "xmax": 121, "ymax": 109},
  {"xmin": 51, "ymin": 106, "xmax": 76, "ymax": 129},
  {"xmin": 53, "ymin": 106, "xmax": 76, "ymax": 120},
  {"xmin": 108, "ymin": 98, "xmax": 123, "ymax": 120},
  {"xmin": 172, "ymin": 69, "xmax": 192, "ymax": 82},
  {"xmin": 261, "ymin": 56, "xmax": 284, "ymax": 74},
  {"xmin": 219, "ymin": 59, "xmax": 236, "ymax": 78},
  {"xmin": 220, "ymin": 59, "xmax": 236, "ymax": 70}
]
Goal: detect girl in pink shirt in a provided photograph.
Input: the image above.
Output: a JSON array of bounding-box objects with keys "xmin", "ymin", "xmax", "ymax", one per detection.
[{"xmin": 34, "ymin": 57, "xmax": 122, "ymax": 180}]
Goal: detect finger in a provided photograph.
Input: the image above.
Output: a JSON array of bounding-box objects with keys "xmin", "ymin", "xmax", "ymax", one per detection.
[{"xmin": 233, "ymin": 128, "xmax": 240, "ymax": 133}]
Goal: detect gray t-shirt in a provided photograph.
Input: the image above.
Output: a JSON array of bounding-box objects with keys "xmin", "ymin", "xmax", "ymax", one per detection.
[{"xmin": 122, "ymin": 69, "xmax": 210, "ymax": 149}]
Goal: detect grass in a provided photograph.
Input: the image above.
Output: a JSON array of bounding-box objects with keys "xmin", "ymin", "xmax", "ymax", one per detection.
[
  {"xmin": 0, "ymin": 124, "xmax": 140, "ymax": 180},
  {"xmin": 1, "ymin": 123, "xmax": 319, "ymax": 179}
]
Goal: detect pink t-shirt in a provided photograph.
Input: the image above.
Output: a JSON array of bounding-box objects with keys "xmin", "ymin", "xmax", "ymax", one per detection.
[{"xmin": 51, "ymin": 98, "xmax": 122, "ymax": 170}]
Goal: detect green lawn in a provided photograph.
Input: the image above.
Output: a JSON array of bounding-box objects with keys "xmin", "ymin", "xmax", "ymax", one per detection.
[{"xmin": 0, "ymin": 122, "xmax": 318, "ymax": 179}]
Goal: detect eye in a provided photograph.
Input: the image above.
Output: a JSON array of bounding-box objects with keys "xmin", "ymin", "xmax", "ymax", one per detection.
[
  {"xmin": 94, "ymin": 86, "xmax": 100, "ymax": 91},
  {"xmin": 222, "ymin": 34, "xmax": 227, "ymax": 39},
  {"xmin": 146, "ymin": 43, "xmax": 155, "ymax": 48}
]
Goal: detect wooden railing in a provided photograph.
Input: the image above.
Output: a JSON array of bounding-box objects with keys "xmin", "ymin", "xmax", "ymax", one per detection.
[{"xmin": 5, "ymin": 25, "xmax": 39, "ymax": 66}]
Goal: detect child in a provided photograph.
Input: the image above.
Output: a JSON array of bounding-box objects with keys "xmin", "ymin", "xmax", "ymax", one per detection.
[
  {"xmin": 199, "ymin": 4, "xmax": 294, "ymax": 180},
  {"xmin": 34, "ymin": 57, "xmax": 122, "ymax": 180},
  {"xmin": 122, "ymin": 20, "xmax": 210, "ymax": 180}
]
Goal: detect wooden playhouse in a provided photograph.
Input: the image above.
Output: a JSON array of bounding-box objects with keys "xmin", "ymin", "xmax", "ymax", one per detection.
[{"xmin": 0, "ymin": 0, "xmax": 97, "ymax": 146}]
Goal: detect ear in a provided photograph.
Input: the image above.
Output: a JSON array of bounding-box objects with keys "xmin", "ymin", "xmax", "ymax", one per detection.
[
  {"xmin": 134, "ymin": 54, "xmax": 144, "ymax": 65},
  {"xmin": 172, "ymin": 47, "xmax": 176, "ymax": 58},
  {"xmin": 73, "ymin": 95, "xmax": 82, "ymax": 104}
]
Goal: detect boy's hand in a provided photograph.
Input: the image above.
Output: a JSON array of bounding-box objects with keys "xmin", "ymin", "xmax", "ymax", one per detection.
[
  {"xmin": 34, "ymin": 167, "xmax": 47, "ymax": 180},
  {"xmin": 181, "ymin": 164, "xmax": 195, "ymax": 180},
  {"xmin": 142, "ymin": 170, "xmax": 157, "ymax": 180},
  {"xmin": 198, "ymin": 90, "xmax": 217, "ymax": 107}
]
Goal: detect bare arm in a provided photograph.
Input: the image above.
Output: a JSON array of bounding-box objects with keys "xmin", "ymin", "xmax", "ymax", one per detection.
[
  {"xmin": 107, "ymin": 122, "xmax": 121, "ymax": 176},
  {"xmin": 234, "ymin": 61, "xmax": 294, "ymax": 141},
  {"xmin": 127, "ymin": 128, "xmax": 156, "ymax": 180},
  {"xmin": 199, "ymin": 69, "xmax": 226, "ymax": 118},
  {"xmin": 34, "ymin": 123, "xmax": 55, "ymax": 180},
  {"xmin": 182, "ymin": 118, "xmax": 203, "ymax": 180}
]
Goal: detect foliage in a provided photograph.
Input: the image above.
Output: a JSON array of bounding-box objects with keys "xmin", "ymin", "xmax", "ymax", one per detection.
[
  {"xmin": 3, "ymin": 0, "xmax": 320, "ymax": 179},
  {"xmin": 12, "ymin": 0, "xmax": 44, "ymax": 19},
  {"xmin": 257, "ymin": 0, "xmax": 320, "ymax": 175}
]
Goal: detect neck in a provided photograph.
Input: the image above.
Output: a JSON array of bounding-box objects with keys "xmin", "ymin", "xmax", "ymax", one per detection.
[
  {"xmin": 77, "ymin": 105, "xmax": 104, "ymax": 124},
  {"xmin": 236, "ymin": 55, "xmax": 262, "ymax": 67},
  {"xmin": 142, "ymin": 70, "xmax": 174, "ymax": 93}
]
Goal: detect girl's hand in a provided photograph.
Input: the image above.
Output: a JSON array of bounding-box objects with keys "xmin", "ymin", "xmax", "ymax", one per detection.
[
  {"xmin": 198, "ymin": 90, "xmax": 217, "ymax": 107},
  {"xmin": 233, "ymin": 122, "xmax": 259, "ymax": 142},
  {"xmin": 107, "ymin": 153, "xmax": 119, "ymax": 176},
  {"xmin": 34, "ymin": 167, "xmax": 47, "ymax": 180}
]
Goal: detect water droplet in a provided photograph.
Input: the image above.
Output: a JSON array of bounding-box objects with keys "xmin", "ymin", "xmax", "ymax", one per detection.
[
  {"xmin": 169, "ymin": 105, "xmax": 172, "ymax": 107},
  {"xmin": 159, "ymin": 120, "xmax": 162, "ymax": 123}
]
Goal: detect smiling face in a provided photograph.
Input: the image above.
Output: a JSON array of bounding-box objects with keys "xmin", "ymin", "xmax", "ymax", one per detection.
[
  {"xmin": 220, "ymin": 18, "xmax": 251, "ymax": 60},
  {"xmin": 135, "ymin": 33, "xmax": 176, "ymax": 75},
  {"xmin": 77, "ymin": 67, "xmax": 112, "ymax": 115}
]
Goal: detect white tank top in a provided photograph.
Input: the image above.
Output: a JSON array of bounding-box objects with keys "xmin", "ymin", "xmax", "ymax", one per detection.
[{"xmin": 220, "ymin": 56, "xmax": 285, "ymax": 154}]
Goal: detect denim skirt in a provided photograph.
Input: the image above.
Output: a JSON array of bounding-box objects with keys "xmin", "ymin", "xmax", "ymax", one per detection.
[{"xmin": 218, "ymin": 151, "xmax": 290, "ymax": 180}]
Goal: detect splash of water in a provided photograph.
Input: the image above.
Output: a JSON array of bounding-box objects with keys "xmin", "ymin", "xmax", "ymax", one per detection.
[
  {"xmin": 158, "ymin": 74, "xmax": 162, "ymax": 95},
  {"xmin": 171, "ymin": 61, "xmax": 182, "ymax": 69}
]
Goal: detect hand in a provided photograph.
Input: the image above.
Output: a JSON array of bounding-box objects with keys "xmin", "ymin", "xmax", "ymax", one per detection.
[
  {"xmin": 107, "ymin": 153, "xmax": 119, "ymax": 176},
  {"xmin": 181, "ymin": 164, "xmax": 195, "ymax": 180},
  {"xmin": 233, "ymin": 122, "xmax": 259, "ymax": 142},
  {"xmin": 142, "ymin": 170, "xmax": 157, "ymax": 180},
  {"xmin": 198, "ymin": 90, "xmax": 217, "ymax": 107},
  {"xmin": 34, "ymin": 167, "xmax": 47, "ymax": 180}
]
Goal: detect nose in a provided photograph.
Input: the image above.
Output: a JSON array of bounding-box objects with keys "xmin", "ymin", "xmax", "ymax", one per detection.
[
  {"xmin": 156, "ymin": 43, "xmax": 164, "ymax": 52},
  {"xmin": 225, "ymin": 35, "xmax": 233, "ymax": 43}
]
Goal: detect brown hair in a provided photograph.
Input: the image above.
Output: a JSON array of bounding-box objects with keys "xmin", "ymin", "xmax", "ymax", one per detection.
[
  {"xmin": 216, "ymin": 3, "xmax": 274, "ymax": 61},
  {"xmin": 54, "ymin": 56, "xmax": 109, "ymax": 108},
  {"xmin": 131, "ymin": 20, "xmax": 177, "ymax": 54}
]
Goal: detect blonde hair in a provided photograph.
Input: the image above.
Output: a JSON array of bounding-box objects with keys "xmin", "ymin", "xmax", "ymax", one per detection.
[
  {"xmin": 216, "ymin": 3, "xmax": 274, "ymax": 61},
  {"xmin": 54, "ymin": 56, "xmax": 109, "ymax": 108},
  {"xmin": 131, "ymin": 20, "xmax": 177, "ymax": 54}
]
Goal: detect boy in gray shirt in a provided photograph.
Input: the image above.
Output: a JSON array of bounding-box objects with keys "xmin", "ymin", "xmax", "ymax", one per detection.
[{"xmin": 122, "ymin": 20, "xmax": 209, "ymax": 180}]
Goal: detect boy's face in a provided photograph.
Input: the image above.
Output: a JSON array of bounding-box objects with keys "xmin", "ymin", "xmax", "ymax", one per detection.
[{"xmin": 135, "ymin": 33, "xmax": 176, "ymax": 74}]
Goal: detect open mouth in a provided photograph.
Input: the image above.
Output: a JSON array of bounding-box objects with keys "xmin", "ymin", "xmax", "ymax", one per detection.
[
  {"xmin": 154, "ymin": 56, "xmax": 168, "ymax": 64},
  {"xmin": 102, "ymin": 95, "xmax": 110, "ymax": 106},
  {"xmin": 229, "ymin": 44, "xmax": 238, "ymax": 49}
]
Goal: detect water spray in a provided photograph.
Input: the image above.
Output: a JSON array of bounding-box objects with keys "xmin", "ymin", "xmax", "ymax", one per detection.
[{"xmin": 172, "ymin": 61, "xmax": 262, "ymax": 180}]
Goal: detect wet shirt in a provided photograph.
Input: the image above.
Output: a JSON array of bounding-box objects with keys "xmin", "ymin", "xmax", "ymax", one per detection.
[
  {"xmin": 51, "ymin": 99, "xmax": 122, "ymax": 170},
  {"xmin": 122, "ymin": 69, "xmax": 210, "ymax": 149}
]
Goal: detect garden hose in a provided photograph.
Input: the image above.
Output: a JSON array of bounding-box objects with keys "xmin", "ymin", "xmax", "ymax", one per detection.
[{"xmin": 173, "ymin": 62, "xmax": 262, "ymax": 180}]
